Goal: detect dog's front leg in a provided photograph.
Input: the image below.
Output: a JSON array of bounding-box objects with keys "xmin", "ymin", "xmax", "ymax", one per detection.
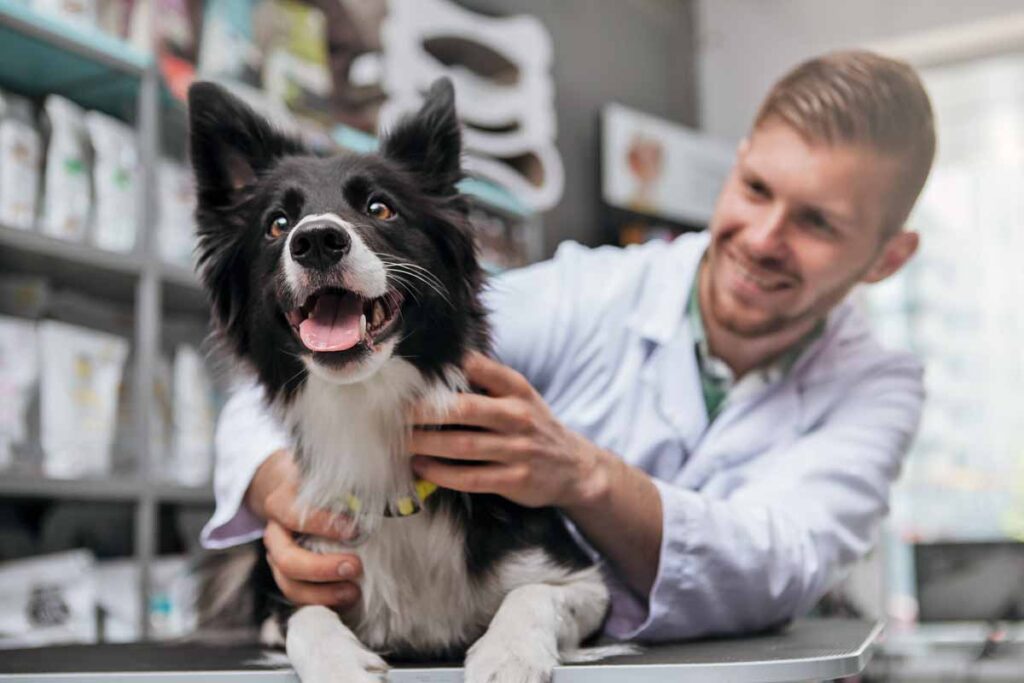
[
  {"xmin": 286, "ymin": 605, "xmax": 387, "ymax": 683},
  {"xmin": 464, "ymin": 568, "xmax": 609, "ymax": 683}
]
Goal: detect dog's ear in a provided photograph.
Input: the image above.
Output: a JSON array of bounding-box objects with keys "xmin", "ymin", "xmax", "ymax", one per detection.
[
  {"xmin": 187, "ymin": 82, "xmax": 305, "ymax": 207},
  {"xmin": 380, "ymin": 78, "xmax": 462, "ymax": 195}
]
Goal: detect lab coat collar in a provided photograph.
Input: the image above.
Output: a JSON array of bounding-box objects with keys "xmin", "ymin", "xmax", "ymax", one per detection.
[{"xmin": 626, "ymin": 231, "xmax": 710, "ymax": 346}]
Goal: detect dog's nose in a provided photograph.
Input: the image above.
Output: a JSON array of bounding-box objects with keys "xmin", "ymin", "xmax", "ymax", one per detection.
[{"xmin": 290, "ymin": 225, "xmax": 351, "ymax": 270}]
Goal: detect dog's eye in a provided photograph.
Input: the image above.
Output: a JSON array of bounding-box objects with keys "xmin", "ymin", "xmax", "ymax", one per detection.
[
  {"xmin": 268, "ymin": 214, "xmax": 290, "ymax": 239},
  {"xmin": 367, "ymin": 200, "xmax": 397, "ymax": 221}
]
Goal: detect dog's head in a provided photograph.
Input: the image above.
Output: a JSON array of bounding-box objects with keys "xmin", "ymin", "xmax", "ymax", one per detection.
[{"xmin": 188, "ymin": 79, "xmax": 487, "ymax": 398}]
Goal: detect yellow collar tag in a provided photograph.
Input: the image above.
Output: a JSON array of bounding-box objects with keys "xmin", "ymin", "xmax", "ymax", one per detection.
[{"xmin": 339, "ymin": 479, "xmax": 440, "ymax": 518}]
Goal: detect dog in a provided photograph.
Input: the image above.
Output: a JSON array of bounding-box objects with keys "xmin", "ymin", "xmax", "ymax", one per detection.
[{"xmin": 188, "ymin": 78, "xmax": 611, "ymax": 682}]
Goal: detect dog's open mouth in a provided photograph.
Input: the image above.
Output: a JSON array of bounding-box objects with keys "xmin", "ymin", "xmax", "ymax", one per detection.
[{"xmin": 285, "ymin": 289, "xmax": 403, "ymax": 353}]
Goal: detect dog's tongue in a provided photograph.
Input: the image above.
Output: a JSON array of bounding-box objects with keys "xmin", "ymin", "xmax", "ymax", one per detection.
[{"xmin": 299, "ymin": 292, "xmax": 363, "ymax": 352}]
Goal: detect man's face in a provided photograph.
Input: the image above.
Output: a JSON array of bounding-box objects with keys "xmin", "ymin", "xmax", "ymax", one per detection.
[{"xmin": 705, "ymin": 118, "xmax": 914, "ymax": 338}]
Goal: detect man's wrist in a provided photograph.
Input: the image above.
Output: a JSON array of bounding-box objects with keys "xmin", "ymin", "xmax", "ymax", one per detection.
[
  {"xmin": 245, "ymin": 449, "xmax": 290, "ymax": 520},
  {"xmin": 564, "ymin": 438, "xmax": 614, "ymax": 513}
]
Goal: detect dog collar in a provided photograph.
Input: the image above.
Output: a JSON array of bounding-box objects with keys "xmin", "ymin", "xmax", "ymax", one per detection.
[{"xmin": 337, "ymin": 479, "xmax": 439, "ymax": 518}]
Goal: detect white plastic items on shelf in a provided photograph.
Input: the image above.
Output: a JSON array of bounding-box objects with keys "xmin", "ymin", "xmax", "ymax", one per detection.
[
  {"xmin": 39, "ymin": 320, "xmax": 129, "ymax": 479},
  {"xmin": 3, "ymin": 91, "xmax": 147, "ymax": 253},
  {"xmin": 86, "ymin": 111, "xmax": 139, "ymax": 252},
  {"xmin": 157, "ymin": 158, "xmax": 198, "ymax": 269},
  {"xmin": 0, "ymin": 316, "xmax": 39, "ymax": 470},
  {"xmin": 0, "ymin": 550, "xmax": 97, "ymax": 648},
  {"xmin": 31, "ymin": 0, "xmax": 99, "ymax": 30},
  {"xmin": 167, "ymin": 345, "xmax": 215, "ymax": 487},
  {"xmin": 0, "ymin": 91, "xmax": 43, "ymax": 230},
  {"xmin": 0, "ymin": 550, "xmax": 198, "ymax": 647},
  {"xmin": 39, "ymin": 95, "xmax": 92, "ymax": 242}
]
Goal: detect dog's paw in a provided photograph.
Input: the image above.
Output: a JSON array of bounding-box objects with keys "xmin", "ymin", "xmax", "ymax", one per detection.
[
  {"xmin": 464, "ymin": 633, "xmax": 558, "ymax": 683},
  {"xmin": 291, "ymin": 645, "xmax": 388, "ymax": 683}
]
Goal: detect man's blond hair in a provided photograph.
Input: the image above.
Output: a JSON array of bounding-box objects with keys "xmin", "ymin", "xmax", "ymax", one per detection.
[{"xmin": 754, "ymin": 50, "xmax": 936, "ymax": 236}]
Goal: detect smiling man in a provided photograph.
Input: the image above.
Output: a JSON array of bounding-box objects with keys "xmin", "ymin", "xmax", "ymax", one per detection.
[{"xmin": 203, "ymin": 50, "xmax": 933, "ymax": 641}]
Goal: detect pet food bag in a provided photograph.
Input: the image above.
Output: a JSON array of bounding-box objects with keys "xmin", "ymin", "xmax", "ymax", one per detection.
[
  {"xmin": 0, "ymin": 315, "xmax": 38, "ymax": 470},
  {"xmin": 32, "ymin": 0, "xmax": 99, "ymax": 30},
  {"xmin": 39, "ymin": 320, "xmax": 129, "ymax": 479},
  {"xmin": 0, "ymin": 90, "xmax": 42, "ymax": 230},
  {"xmin": 86, "ymin": 110, "xmax": 138, "ymax": 252},
  {"xmin": 0, "ymin": 550, "xmax": 98, "ymax": 647},
  {"xmin": 97, "ymin": 556, "xmax": 197, "ymax": 642},
  {"xmin": 167, "ymin": 345, "xmax": 215, "ymax": 486},
  {"xmin": 157, "ymin": 158, "xmax": 197, "ymax": 268},
  {"xmin": 40, "ymin": 96, "xmax": 91, "ymax": 243}
]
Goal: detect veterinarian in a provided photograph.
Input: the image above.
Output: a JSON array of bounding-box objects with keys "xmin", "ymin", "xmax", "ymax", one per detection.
[{"xmin": 202, "ymin": 49, "xmax": 933, "ymax": 641}]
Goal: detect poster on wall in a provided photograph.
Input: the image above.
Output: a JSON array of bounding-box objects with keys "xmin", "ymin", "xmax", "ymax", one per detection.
[{"xmin": 601, "ymin": 103, "xmax": 733, "ymax": 228}]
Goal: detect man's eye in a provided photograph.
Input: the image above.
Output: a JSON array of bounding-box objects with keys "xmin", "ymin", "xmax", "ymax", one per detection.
[
  {"xmin": 745, "ymin": 179, "xmax": 769, "ymax": 198},
  {"xmin": 267, "ymin": 213, "xmax": 290, "ymax": 239},
  {"xmin": 367, "ymin": 200, "xmax": 397, "ymax": 221},
  {"xmin": 801, "ymin": 212, "xmax": 836, "ymax": 236}
]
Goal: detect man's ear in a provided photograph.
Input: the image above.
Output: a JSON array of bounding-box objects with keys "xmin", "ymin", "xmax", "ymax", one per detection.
[
  {"xmin": 187, "ymin": 82, "xmax": 305, "ymax": 208},
  {"xmin": 862, "ymin": 230, "xmax": 919, "ymax": 283},
  {"xmin": 380, "ymin": 78, "xmax": 462, "ymax": 195}
]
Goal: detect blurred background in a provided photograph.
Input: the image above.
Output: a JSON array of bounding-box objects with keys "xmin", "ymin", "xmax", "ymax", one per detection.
[{"xmin": 1, "ymin": 0, "xmax": 1022, "ymax": 679}]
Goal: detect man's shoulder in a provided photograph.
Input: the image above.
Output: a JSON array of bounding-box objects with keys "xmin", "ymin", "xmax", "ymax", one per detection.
[
  {"xmin": 798, "ymin": 299, "xmax": 924, "ymax": 389},
  {"xmin": 547, "ymin": 232, "xmax": 708, "ymax": 287}
]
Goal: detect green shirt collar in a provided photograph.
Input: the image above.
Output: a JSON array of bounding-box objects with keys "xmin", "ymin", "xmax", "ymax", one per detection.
[{"xmin": 687, "ymin": 263, "xmax": 824, "ymax": 419}]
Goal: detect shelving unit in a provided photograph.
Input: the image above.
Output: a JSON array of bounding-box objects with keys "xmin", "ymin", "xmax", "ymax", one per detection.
[{"xmin": 2, "ymin": 1, "xmax": 541, "ymax": 644}]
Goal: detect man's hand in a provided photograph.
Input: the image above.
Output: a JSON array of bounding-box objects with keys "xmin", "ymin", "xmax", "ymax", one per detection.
[
  {"xmin": 408, "ymin": 352, "xmax": 610, "ymax": 509},
  {"xmin": 409, "ymin": 352, "xmax": 663, "ymax": 595},
  {"xmin": 246, "ymin": 449, "xmax": 363, "ymax": 608}
]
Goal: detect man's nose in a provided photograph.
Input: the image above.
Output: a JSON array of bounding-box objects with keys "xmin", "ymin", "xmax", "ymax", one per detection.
[
  {"xmin": 745, "ymin": 206, "xmax": 789, "ymax": 258},
  {"xmin": 289, "ymin": 224, "xmax": 351, "ymax": 271}
]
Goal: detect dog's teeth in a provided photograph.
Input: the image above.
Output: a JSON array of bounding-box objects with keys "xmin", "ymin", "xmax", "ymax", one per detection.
[{"xmin": 360, "ymin": 313, "xmax": 367, "ymax": 339}]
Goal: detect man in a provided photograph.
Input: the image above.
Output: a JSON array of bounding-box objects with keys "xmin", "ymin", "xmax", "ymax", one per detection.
[{"xmin": 202, "ymin": 49, "xmax": 933, "ymax": 641}]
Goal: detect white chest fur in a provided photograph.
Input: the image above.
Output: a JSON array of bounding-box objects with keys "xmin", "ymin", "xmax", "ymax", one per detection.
[{"xmin": 282, "ymin": 359, "xmax": 501, "ymax": 651}]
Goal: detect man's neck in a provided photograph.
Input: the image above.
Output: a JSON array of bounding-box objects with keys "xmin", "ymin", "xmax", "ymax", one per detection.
[{"xmin": 698, "ymin": 259, "xmax": 821, "ymax": 379}]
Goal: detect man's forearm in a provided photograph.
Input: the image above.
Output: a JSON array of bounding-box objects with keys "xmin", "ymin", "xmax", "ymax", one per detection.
[{"xmin": 563, "ymin": 447, "xmax": 663, "ymax": 597}]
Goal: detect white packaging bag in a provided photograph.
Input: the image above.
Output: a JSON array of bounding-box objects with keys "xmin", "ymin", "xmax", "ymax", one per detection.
[
  {"xmin": 97, "ymin": 555, "xmax": 197, "ymax": 642},
  {"xmin": 39, "ymin": 320, "xmax": 129, "ymax": 479},
  {"xmin": 86, "ymin": 110, "xmax": 138, "ymax": 252},
  {"xmin": 40, "ymin": 96, "xmax": 91, "ymax": 242},
  {"xmin": 0, "ymin": 315, "xmax": 38, "ymax": 470},
  {"xmin": 157, "ymin": 158, "xmax": 197, "ymax": 268},
  {"xmin": 0, "ymin": 91, "xmax": 42, "ymax": 230},
  {"xmin": 168, "ymin": 345, "xmax": 215, "ymax": 486},
  {"xmin": 0, "ymin": 550, "xmax": 98, "ymax": 647}
]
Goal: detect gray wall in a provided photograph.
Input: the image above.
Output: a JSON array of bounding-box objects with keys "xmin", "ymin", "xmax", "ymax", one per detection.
[
  {"xmin": 457, "ymin": 0, "xmax": 698, "ymax": 254},
  {"xmin": 697, "ymin": 0, "xmax": 1024, "ymax": 140}
]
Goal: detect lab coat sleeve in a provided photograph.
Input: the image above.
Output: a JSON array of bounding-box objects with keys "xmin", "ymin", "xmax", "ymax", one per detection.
[
  {"xmin": 604, "ymin": 354, "xmax": 924, "ymax": 641},
  {"xmin": 199, "ymin": 381, "xmax": 291, "ymax": 549}
]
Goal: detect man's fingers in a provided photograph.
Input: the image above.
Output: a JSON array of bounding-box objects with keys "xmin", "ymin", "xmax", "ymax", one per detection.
[
  {"xmin": 268, "ymin": 561, "xmax": 361, "ymax": 608},
  {"xmin": 408, "ymin": 429, "xmax": 528, "ymax": 463},
  {"xmin": 409, "ymin": 394, "xmax": 533, "ymax": 434},
  {"xmin": 462, "ymin": 352, "xmax": 534, "ymax": 398},
  {"xmin": 264, "ymin": 493, "xmax": 357, "ymax": 541},
  {"xmin": 264, "ymin": 521, "xmax": 364, "ymax": 583},
  {"xmin": 411, "ymin": 455, "xmax": 519, "ymax": 494}
]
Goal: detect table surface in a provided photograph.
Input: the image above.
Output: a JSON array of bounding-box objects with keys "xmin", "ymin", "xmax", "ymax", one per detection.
[{"xmin": 0, "ymin": 618, "xmax": 882, "ymax": 683}]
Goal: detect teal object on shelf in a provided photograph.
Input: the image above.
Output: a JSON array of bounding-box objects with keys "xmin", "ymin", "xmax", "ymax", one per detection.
[{"xmin": 0, "ymin": 0, "xmax": 151, "ymax": 120}]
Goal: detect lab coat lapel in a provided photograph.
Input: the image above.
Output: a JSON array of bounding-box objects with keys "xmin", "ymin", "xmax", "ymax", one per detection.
[{"xmin": 681, "ymin": 368, "xmax": 803, "ymax": 491}]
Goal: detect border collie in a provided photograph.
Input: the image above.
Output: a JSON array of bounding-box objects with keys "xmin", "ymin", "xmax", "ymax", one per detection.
[{"xmin": 188, "ymin": 79, "xmax": 610, "ymax": 682}]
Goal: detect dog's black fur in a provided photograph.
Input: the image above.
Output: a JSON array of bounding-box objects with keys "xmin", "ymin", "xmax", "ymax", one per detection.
[{"xmin": 189, "ymin": 79, "xmax": 593, "ymax": 660}]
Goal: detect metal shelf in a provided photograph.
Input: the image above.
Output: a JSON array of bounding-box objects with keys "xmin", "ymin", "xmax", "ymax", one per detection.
[
  {"xmin": 0, "ymin": 473, "xmax": 144, "ymax": 502},
  {"xmin": 0, "ymin": 0, "xmax": 151, "ymax": 121},
  {"xmin": 0, "ymin": 224, "xmax": 143, "ymax": 305},
  {"xmin": 0, "ymin": 474, "xmax": 214, "ymax": 505}
]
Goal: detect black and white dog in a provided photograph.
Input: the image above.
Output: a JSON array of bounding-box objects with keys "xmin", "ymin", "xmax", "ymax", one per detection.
[{"xmin": 188, "ymin": 79, "xmax": 610, "ymax": 682}]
